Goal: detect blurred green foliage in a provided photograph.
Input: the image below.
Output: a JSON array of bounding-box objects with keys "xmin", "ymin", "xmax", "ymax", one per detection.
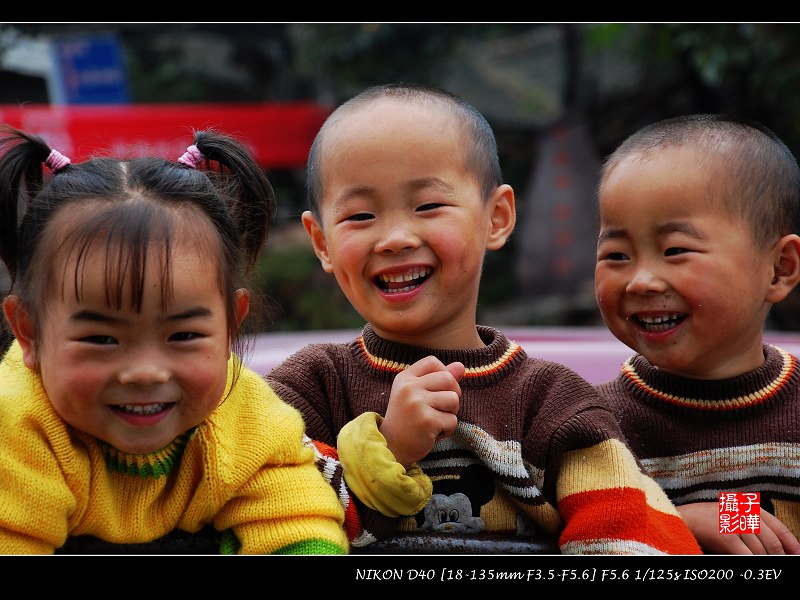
[{"xmin": 252, "ymin": 233, "xmax": 364, "ymax": 332}]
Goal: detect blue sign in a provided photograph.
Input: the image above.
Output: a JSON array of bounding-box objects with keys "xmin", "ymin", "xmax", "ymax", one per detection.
[{"xmin": 50, "ymin": 33, "xmax": 130, "ymax": 105}]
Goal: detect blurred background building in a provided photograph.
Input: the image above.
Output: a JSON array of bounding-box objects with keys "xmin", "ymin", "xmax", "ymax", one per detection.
[{"xmin": 2, "ymin": 22, "xmax": 799, "ymax": 332}]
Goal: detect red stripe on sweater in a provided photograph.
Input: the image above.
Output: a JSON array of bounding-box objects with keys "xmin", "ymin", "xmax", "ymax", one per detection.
[
  {"xmin": 559, "ymin": 487, "xmax": 702, "ymax": 554},
  {"xmin": 309, "ymin": 438, "xmax": 362, "ymax": 543}
]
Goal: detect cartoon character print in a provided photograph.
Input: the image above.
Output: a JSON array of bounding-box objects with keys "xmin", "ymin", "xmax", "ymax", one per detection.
[
  {"xmin": 421, "ymin": 492, "xmax": 483, "ymax": 533},
  {"xmin": 415, "ymin": 464, "xmax": 494, "ymax": 534}
]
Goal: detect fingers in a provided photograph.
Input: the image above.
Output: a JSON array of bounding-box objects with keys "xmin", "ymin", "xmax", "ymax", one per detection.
[
  {"xmin": 737, "ymin": 510, "xmax": 800, "ymax": 555},
  {"xmin": 679, "ymin": 503, "xmax": 800, "ymax": 555},
  {"xmin": 434, "ymin": 411, "xmax": 459, "ymax": 441},
  {"xmin": 405, "ymin": 355, "xmax": 462, "ymax": 383},
  {"xmin": 394, "ymin": 356, "xmax": 462, "ymax": 414},
  {"xmin": 739, "ymin": 533, "xmax": 774, "ymax": 555},
  {"xmin": 381, "ymin": 356, "xmax": 463, "ymax": 466},
  {"xmin": 758, "ymin": 509, "xmax": 800, "ymax": 554},
  {"xmin": 446, "ymin": 361, "xmax": 466, "ymax": 381}
]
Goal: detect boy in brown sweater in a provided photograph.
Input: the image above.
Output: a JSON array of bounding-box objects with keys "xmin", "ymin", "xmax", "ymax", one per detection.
[
  {"xmin": 267, "ymin": 82, "xmax": 701, "ymax": 555},
  {"xmin": 595, "ymin": 114, "xmax": 800, "ymax": 554}
]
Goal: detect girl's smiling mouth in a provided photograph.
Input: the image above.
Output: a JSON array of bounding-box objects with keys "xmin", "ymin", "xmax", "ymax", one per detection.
[{"xmin": 112, "ymin": 403, "xmax": 172, "ymax": 416}]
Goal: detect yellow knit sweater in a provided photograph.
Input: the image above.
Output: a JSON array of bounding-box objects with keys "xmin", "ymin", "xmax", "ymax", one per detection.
[{"xmin": 0, "ymin": 341, "xmax": 348, "ymax": 555}]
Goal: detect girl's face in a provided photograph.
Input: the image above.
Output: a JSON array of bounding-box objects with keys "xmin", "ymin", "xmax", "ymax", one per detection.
[
  {"xmin": 595, "ymin": 145, "xmax": 780, "ymax": 379},
  {"xmin": 7, "ymin": 222, "xmax": 246, "ymax": 454},
  {"xmin": 302, "ymin": 99, "xmax": 515, "ymax": 350}
]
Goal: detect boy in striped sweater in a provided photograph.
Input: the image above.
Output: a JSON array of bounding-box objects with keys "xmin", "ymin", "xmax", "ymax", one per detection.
[
  {"xmin": 594, "ymin": 114, "xmax": 800, "ymax": 554},
  {"xmin": 267, "ymin": 83, "xmax": 701, "ymax": 555}
]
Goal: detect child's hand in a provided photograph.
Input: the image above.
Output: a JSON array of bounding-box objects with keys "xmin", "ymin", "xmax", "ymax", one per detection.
[
  {"xmin": 380, "ymin": 356, "xmax": 464, "ymax": 468},
  {"xmin": 677, "ymin": 502, "xmax": 800, "ymax": 554}
]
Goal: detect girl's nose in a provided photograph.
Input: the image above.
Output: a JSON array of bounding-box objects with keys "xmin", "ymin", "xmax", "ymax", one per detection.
[{"xmin": 118, "ymin": 350, "xmax": 170, "ymax": 385}]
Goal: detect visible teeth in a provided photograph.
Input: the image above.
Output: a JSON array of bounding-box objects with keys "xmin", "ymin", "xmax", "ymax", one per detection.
[
  {"xmin": 379, "ymin": 268, "xmax": 432, "ymax": 283},
  {"xmin": 386, "ymin": 284, "xmax": 415, "ymax": 293},
  {"xmin": 635, "ymin": 313, "xmax": 683, "ymax": 331},
  {"xmin": 638, "ymin": 313, "xmax": 679, "ymax": 324},
  {"xmin": 117, "ymin": 403, "xmax": 167, "ymax": 415}
]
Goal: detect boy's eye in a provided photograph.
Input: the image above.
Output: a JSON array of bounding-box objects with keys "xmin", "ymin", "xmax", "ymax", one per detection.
[
  {"xmin": 81, "ymin": 335, "xmax": 117, "ymax": 345},
  {"xmin": 416, "ymin": 203, "xmax": 444, "ymax": 212},
  {"xmin": 345, "ymin": 212, "xmax": 374, "ymax": 222},
  {"xmin": 599, "ymin": 251, "xmax": 629, "ymax": 262},
  {"xmin": 664, "ymin": 247, "xmax": 689, "ymax": 256}
]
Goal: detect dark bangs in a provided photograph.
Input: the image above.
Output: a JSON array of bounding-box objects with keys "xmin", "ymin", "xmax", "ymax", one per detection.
[{"xmin": 46, "ymin": 201, "xmax": 180, "ymax": 313}]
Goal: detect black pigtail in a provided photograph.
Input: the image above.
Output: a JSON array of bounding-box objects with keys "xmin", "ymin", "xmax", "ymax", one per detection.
[
  {"xmin": 191, "ymin": 130, "xmax": 276, "ymax": 271},
  {"xmin": 0, "ymin": 125, "xmax": 53, "ymax": 282}
]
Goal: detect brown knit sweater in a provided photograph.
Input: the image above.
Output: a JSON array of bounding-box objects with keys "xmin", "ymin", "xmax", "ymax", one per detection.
[
  {"xmin": 596, "ymin": 344, "xmax": 800, "ymax": 539},
  {"xmin": 267, "ymin": 323, "xmax": 701, "ymax": 555}
]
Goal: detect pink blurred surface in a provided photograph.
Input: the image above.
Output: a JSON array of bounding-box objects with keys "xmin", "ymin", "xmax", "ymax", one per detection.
[{"xmin": 245, "ymin": 327, "xmax": 800, "ymax": 384}]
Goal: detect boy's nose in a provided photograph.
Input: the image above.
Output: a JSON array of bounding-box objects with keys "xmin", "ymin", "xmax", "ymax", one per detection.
[
  {"xmin": 374, "ymin": 223, "xmax": 419, "ymax": 254},
  {"xmin": 625, "ymin": 267, "xmax": 667, "ymax": 295}
]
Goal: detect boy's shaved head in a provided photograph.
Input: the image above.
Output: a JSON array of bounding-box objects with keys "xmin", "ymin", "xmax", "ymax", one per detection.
[{"xmin": 307, "ymin": 83, "xmax": 503, "ymax": 218}]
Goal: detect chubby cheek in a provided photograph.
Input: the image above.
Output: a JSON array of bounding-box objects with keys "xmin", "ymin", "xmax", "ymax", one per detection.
[
  {"xmin": 439, "ymin": 239, "xmax": 480, "ymax": 279},
  {"xmin": 42, "ymin": 352, "xmax": 104, "ymax": 393},
  {"xmin": 672, "ymin": 271, "xmax": 719, "ymax": 310},
  {"xmin": 43, "ymin": 363, "xmax": 107, "ymax": 424},
  {"xmin": 331, "ymin": 238, "xmax": 363, "ymax": 273},
  {"xmin": 179, "ymin": 362, "xmax": 228, "ymax": 415},
  {"xmin": 593, "ymin": 276, "xmax": 618, "ymax": 315},
  {"xmin": 330, "ymin": 240, "xmax": 370, "ymax": 293}
]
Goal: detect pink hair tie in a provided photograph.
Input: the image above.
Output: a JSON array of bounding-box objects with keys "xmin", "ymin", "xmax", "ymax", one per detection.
[
  {"xmin": 178, "ymin": 144, "xmax": 204, "ymax": 168},
  {"xmin": 45, "ymin": 148, "xmax": 71, "ymax": 173}
]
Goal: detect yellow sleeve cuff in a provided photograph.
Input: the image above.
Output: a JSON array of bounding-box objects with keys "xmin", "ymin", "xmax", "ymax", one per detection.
[{"xmin": 338, "ymin": 412, "xmax": 432, "ymax": 517}]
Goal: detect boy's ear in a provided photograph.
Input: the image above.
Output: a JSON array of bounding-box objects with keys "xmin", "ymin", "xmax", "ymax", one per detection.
[
  {"xmin": 301, "ymin": 210, "xmax": 334, "ymax": 273},
  {"xmin": 485, "ymin": 184, "xmax": 516, "ymax": 251},
  {"xmin": 767, "ymin": 233, "xmax": 800, "ymax": 303},
  {"xmin": 2, "ymin": 295, "xmax": 38, "ymax": 369}
]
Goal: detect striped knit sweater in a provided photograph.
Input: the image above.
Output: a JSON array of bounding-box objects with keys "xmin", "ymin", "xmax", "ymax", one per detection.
[
  {"xmin": 0, "ymin": 341, "xmax": 348, "ymax": 555},
  {"xmin": 597, "ymin": 344, "xmax": 800, "ymax": 539},
  {"xmin": 267, "ymin": 324, "xmax": 701, "ymax": 555}
]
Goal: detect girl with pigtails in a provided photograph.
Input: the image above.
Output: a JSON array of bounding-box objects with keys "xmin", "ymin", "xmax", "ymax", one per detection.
[{"xmin": 0, "ymin": 126, "xmax": 348, "ymax": 554}]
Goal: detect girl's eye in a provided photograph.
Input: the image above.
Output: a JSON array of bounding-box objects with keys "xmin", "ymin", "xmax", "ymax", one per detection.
[{"xmin": 170, "ymin": 331, "xmax": 201, "ymax": 342}]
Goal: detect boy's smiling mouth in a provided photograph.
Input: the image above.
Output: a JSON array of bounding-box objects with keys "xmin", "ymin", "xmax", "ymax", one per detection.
[
  {"xmin": 376, "ymin": 267, "xmax": 432, "ymax": 293},
  {"xmin": 633, "ymin": 312, "xmax": 686, "ymax": 332}
]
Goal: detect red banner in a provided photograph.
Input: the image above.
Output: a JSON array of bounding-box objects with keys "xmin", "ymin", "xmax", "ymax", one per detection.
[{"xmin": 0, "ymin": 102, "xmax": 331, "ymax": 169}]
